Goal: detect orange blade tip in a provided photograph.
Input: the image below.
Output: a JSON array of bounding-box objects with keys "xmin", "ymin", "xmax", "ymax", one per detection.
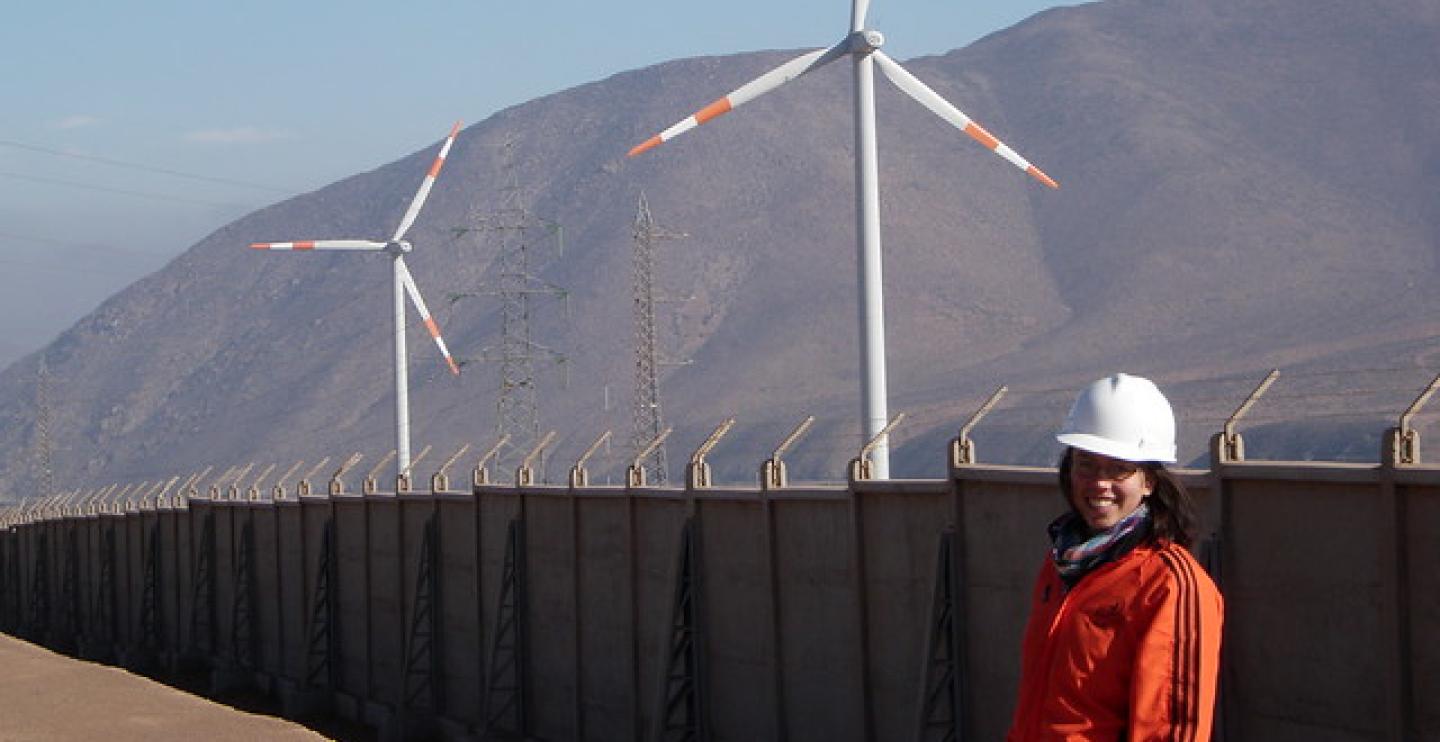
[
  {"xmin": 1029, "ymin": 166, "xmax": 1059, "ymax": 189},
  {"xmin": 449, "ymin": 120, "xmax": 462, "ymax": 135},
  {"xmin": 627, "ymin": 136, "xmax": 662, "ymax": 158},
  {"xmin": 447, "ymin": 358, "xmax": 461, "ymax": 375},
  {"xmin": 249, "ymin": 243, "xmax": 268, "ymax": 249}
]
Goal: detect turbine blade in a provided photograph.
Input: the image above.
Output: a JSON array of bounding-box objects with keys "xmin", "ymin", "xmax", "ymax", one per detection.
[
  {"xmin": 249, "ymin": 239, "xmax": 387, "ymax": 251},
  {"xmin": 852, "ymin": 0, "xmax": 871, "ymax": 32},
  {"xmin": 391, "ymin": 120, "xmax": 462, "ymax": 243},
  {"xmin": 873, "ymin": 52, "xmax": 1058, "ymax": 189},
  {"xmin": 396, "ymin": 257, "xmax": 460, "ymax": 376},
  {"xmin": 628, "ymin": 43, "xmax": 846, "ymax": 157}
]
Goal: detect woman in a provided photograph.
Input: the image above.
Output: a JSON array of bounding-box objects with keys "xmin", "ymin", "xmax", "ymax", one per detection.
[{"xmin": 1007, "ymin": 373, "xmax": 1223, "ymax": 741}]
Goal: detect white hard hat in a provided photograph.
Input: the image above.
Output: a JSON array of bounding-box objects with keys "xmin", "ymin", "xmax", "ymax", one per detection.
[{"xmin": 1056, "ymin": 373, "xmax": 1177, "ymax": 463}]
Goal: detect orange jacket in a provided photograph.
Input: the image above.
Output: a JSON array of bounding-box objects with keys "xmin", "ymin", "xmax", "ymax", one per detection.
[{"xmin": 1007, "ymin": 541, "xmax": 1223, "ymax": 742}]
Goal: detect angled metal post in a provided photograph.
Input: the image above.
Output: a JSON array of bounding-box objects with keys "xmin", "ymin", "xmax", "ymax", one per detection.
[
  {"xmin": 431, "ymin": 444, "xmax": 471, "ymax": 493},
  {"xmin": 687, "ymin": 419, "xmax": 735, "ymax": 489},
  {"xmin": 1218, "ymin": 369, "xmax": 1279, "ymax": 463},
  {"xmin": 1387, "ymin": 372, "xmax": 1440, "ymax": 465},
  {"xmin": 761, "ymin": 416, "xmax": 815, "ymax": 490},
  {"xmin": 628, "ymin": 427, "xmax": 673, "ymax": 488},
  {"xmin": 951, "ymin": 385, "xmax": 1007, "ymax": 467},
  {"xmin": 570, "ymin": 431, "xmax": 612, "ymax": 488},
  {"xmin": 474, "ymin": 435, "xmax": 511, "ymax": 488},
  {"xmin": 516, "ymin": 432, "xmax": 556, "ymax": 487},
  {"xmin": 850, "ymin": 413, "xmax": 906, "ymax": 482},
  {"xmin": 329, "ymin": 453, "xmax": 363, "ymax": 496}
]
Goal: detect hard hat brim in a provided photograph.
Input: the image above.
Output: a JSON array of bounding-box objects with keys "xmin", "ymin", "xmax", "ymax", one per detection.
[{"xmin": 1057, "ymin": 432, "xmax": 1177, "ymax": 464}]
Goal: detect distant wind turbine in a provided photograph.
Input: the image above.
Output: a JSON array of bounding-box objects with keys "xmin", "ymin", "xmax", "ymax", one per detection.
[
  {"xmin": 251, "ymin": 121, "xmax": 463, "ymax": 486},
  {"xmin": 629, "ymin": 1, "xmax": 1056, "ymax": 478}
]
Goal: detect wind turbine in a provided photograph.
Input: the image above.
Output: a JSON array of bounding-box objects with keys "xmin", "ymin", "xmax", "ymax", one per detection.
[
  {"xmin": 628, "ymin": 2, "xmax": 1057, "ymax": 478},
  {"xmin": 251, "ymin": 121, "xmax": 463, "ymax": 486}
]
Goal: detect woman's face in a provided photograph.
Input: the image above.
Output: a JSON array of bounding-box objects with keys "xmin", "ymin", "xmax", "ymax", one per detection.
[{"xmin": 1067, "ymin": 448, "xmax": 1154, "ymax": 532}]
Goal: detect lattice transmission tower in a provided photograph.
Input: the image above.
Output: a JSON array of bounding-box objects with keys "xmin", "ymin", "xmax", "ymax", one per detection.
[
  {"xmin": 451, "ymin": 141, "xmax": 568, "ymax": 473},
  {"xmin": 33, "ymin": 356, "xmax": 54, "ymax": 501},
  {"xmin": 630, "ymin": 193, "xmax": 688, "ymax": 485}
]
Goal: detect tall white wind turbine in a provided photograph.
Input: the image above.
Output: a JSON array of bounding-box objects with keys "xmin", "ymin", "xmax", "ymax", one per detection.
[
  {"xmin": 628, "ymin": 2, "xmax": 1057, "ymax": 478},
  {"xmin": 251, "ymin": 121, "xmax": 463, "ymax": 486}
]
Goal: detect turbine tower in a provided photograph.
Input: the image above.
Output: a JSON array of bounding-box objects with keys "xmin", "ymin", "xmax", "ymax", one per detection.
[
  {"xmin": 628, "ymin": 0, "xmax": 1057, "ymax": 478},
  {"xmin": 251, "ymin": 122, "xmax": 463, "ymax": 485}
]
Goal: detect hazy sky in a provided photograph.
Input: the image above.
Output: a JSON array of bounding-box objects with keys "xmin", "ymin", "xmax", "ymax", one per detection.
[{"xmin": 0, "ymin": 0, "xmax": 1086, "ymax": 370}]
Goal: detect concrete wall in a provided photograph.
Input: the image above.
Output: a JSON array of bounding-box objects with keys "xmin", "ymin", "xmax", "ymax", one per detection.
[{"xmin": 1, "ymin": 452, "xmax": 1436, "ymax": 741}]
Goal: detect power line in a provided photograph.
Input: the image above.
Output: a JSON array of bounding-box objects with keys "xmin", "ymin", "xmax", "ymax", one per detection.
[
  {"xmin": 0, "ymin": 138, "xmax": 294, "ymax": 193},
  {"xmin": 0, "ymin": 170, "xmax": 253, "ymax": 209}
]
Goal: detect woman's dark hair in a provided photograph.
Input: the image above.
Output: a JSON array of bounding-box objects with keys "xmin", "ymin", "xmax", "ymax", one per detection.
[{"xmin": 1058, "ymin": 448, "xmax": 1198, "ymax": 547}]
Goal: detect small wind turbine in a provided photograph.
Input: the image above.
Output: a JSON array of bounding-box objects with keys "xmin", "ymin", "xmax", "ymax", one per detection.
[
  {"xmin": 628, "ymin": 2, "xmax": 1057, "ymax": 478},
  {"xmin": 251, "ymin": 121, "xmax": 463, "ymax": 486}
]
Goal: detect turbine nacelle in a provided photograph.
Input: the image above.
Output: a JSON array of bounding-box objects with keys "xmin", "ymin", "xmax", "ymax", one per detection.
[
  {"xmin": 386, "ymin": 240, "xmax": 414, "ymax": 256},
  {"xmin": 846, "ymin": 30, "xmax": 885, "ymax": 55}
]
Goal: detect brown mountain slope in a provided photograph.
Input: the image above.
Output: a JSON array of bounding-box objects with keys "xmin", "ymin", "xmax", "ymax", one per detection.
[{"xmin": 2, "ymin": 0, "xmax": 1438, "ymax": 494}]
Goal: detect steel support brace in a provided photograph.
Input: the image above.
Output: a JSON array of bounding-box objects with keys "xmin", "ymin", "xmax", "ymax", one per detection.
[
  {"xmin": 917, "ymin": 529, "xmax": 964, "ymax": 742},
  {"xmin": 231, "ymin": 519, "xmax": 258, "ymax": 670},
  {"xmin": 403, "ymin": 514, "xmax": 443, "ymax": 715},
  {"xmin": 654, "ymin": 517, "xmax": 708, "ymax": 742},
  {"xmin": 60, "ymin": 527, "xmax": 82, "ymax": 651},
  {"xmin": 482, "ymin": 517, "xmax": 529, "ymax": 739},
  {"xmin": 94, "ymin": 526, "xmax": 118, "ymax": 655},
  {"xmin": 305, "ymin": 518, "xmax": 339, "ymax": 689},
  {"xmin": 141, "ymin": 522, "xmax": 163, "ymax": 652},
  {"xmin": 483, "ymin": 518, "xmax": 529, "ymax": 737},
  {"xmin": 27, "ymin": 533, "xmax": 50, "ymax": 643},
  {"xmin": 189, "ymin": 514, "xmax": 216, "ymax": 657}
]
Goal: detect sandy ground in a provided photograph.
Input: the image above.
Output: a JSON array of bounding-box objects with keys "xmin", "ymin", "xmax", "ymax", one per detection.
[{"xmin": 0, "ymin": 634, "xmax": 331, "ymax": 741}]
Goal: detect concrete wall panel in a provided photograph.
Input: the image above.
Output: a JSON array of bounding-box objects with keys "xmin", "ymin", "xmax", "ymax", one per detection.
[
  {"xmin": 855, "ymin": 486, "xmax": 953, "ymax": 742},
  {"xmin": 275, "ymin": 501, "xmax": 306, "ymax": 681},
  {"xmin": 631, "ymin": 494, "xmax": 691, "ymax": 741},
  {"xmin": 365, "ymin": 496, "xmax": 402, "ymax": 709},
  {"xmin": 1405, "ymin": 480, "xmax": 1440, "ymax": 739},
  {"xmin": 523, "ymin": 491, "xmax": 578, "ymax": 741},
  {"xmin": 250, "ymin": 504, "xmax": 282, "ymax": 675},
  {"xmin": 771, "ymin": 497, "xmax": 866, "ymax": 742},
  {"xmin": 573, "ymin": 493, "xmax": 640, "ymax": 742},
  {"xmin": 333, "ymin": 498, "xmax": 371, "ymax": 698},
  {"xmin": 696, "ymin": 496, "xmax": 779, "ymax": 742},
  {"xmin": 1225, "ymin": 477, "xmax": 1390, "ymax": 741},
  {"xmin": 436, "ymin": 496, "xmax": 482, "ymax": 724}
]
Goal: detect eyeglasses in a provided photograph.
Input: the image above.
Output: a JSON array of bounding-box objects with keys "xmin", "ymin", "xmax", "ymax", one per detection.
[{"xmin": 1071, "ymin": 454, "xmax": 1142, "ymax": 482}]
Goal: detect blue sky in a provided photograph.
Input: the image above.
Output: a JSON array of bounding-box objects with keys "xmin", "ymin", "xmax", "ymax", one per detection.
[{"xmin": 0, "ymin": 0, "xmax": 1085, "ymax": 369}]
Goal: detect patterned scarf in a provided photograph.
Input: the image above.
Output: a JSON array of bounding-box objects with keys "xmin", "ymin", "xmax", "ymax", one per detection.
[{"xmin": 1049, "ymin": 503, "xmax": 1151, "ymax": 590}]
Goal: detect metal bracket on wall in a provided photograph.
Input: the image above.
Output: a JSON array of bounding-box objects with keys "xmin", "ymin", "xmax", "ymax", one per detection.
[
  {"xmin": 515, "ymin": 432, "xmax": 556, "ymax": 487},
  {"xmin": 654, "ymin": 517, "xmax": 708, "ymax": 742},
  {"xmin": 916, "ymin": 529, "xmax": 965, "ymax": 742}
]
